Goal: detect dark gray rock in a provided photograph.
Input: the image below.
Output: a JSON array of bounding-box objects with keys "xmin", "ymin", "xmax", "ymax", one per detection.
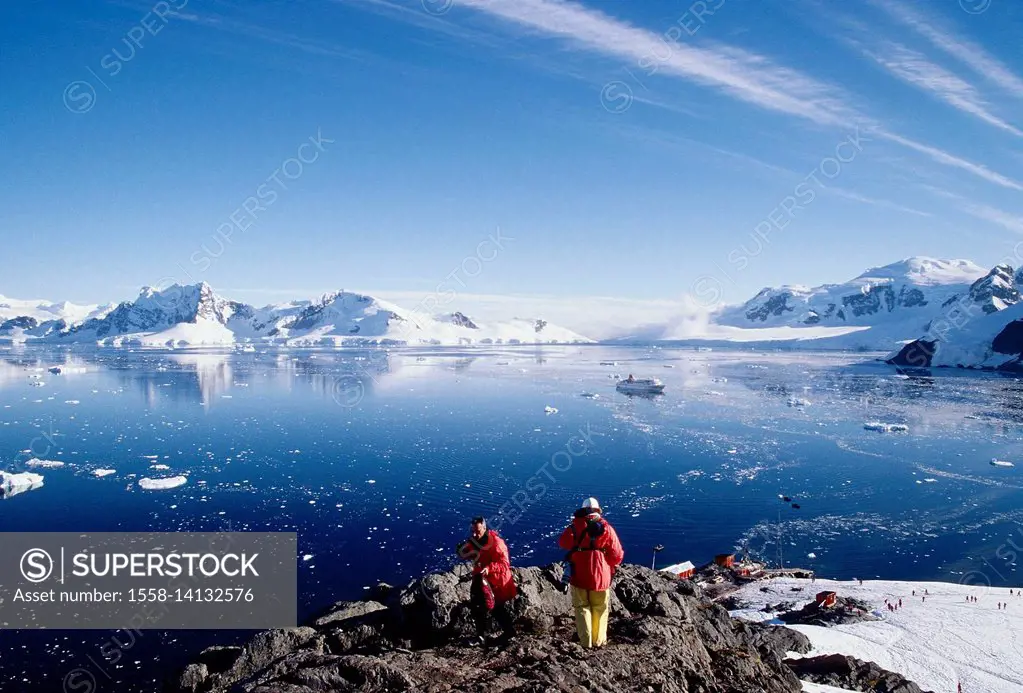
[
  {"xmin": 177, "ymin": 663, "xmax": 208, "ymax": 692},
  {"xmin": 313, "ymin": 600, "xmax": 387, "ymax": 629},
  {"xmin": 198, "ymin": 645, "xmax": 243, "ymax": 674},
  {"xmin": 787, "ymin": 653, "xmax": 934, "ymax": 693},
  {"xmin": 887, "ymin": 339, "xmax": 936, "ymax": 367}
]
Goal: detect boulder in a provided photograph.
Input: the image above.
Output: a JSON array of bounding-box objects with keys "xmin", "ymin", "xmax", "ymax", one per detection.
[{"xmin": 786, "ymin": 653, "xmax": 934, "ymax": 693}]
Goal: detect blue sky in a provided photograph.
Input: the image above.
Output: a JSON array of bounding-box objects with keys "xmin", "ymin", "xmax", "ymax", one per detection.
[{"xmin": 1, "ymin": 0, "xmax": 1022, "ymax": 308}]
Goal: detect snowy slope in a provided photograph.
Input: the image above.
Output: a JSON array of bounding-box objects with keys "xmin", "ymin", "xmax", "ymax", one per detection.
[
  {"xmin": 1, "ymin": 284, "xmax": 591, "ymax": 347},
  {"xmin": 674, "ymin": 258, "xmax": 1023, "ymax": 351},
  {"xmin": 731, "ymin": 577, "xmax": 1023, "ymax": 693},
  {"xmin": 718, "ymin": 257, "xmax": 986, "ymax": 330},
  {"xmin": 0, "ymin": 294, "xmax": 107, "ymax": 323},
  {"xmin": 887, "ymin": 297, "xmax": 1023, "ymax": 370},
  {"xmin": 0, "ymin": 294, "xmax": 111, "ymax": 343}
]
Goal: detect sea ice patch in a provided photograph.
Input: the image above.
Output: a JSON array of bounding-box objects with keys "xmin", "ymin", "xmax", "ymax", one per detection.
[{"xmin": 138, "ymin": 475, "xmax": 188, "ymax": 490}]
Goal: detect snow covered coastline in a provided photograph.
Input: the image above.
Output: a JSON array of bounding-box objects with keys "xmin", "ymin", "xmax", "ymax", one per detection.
[{"xmin": 730, "ymin": 576, "xmax": 1023, "ymax": 693}]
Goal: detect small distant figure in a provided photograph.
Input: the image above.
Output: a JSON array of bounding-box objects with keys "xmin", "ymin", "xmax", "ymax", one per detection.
[
  {"xmin": 898, "ymin": 598, "xmax": 902, "ymax": 608},
  {"xmin": 958, "ymin": 682, "xmax": 962, "ymax": 693},
  {"xmin": 859, "ymin": 578, "xmax": 863, "ymax": 586},
  {"xmin": 925, "ymin": 589, "xmax": 929, "ymax": 595},
  {"xmin": 912, "ymin": 589, "xmax": 916, "ymax": 596},
  {"xmin": 626, "ymin": 374, "xmax": 635, "ymax": 383},
  {"xmin": 922, "ymin": 596, "xmax": 926, "ymax": 603}
]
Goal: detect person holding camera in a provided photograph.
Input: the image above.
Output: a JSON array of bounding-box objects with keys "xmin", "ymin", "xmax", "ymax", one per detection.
[
  {"xmin": 458, "ymin": 516, "xmax": 517, "ymax": 645},
  {"xmin": 557, "ymin": 497, "xmax": 624, "ymax": 649}
]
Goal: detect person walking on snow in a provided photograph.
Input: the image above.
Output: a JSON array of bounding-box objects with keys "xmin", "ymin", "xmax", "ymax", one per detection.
[
  {"xmin": 458, "ymin": 516, "xmax": 517, "ymax": 645},
  {"xmin": 558, "ymin": 497, "xmax": 625, "ymax": 649}
]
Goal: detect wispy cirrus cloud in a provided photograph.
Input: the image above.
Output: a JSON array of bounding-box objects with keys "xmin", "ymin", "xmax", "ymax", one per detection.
[
  {"xmin": 824, "ymin": 186, "xmax": 934, "ymax": 218},
  {"xmin": 864, "ymin": 41, "xmax": 1022, "ymax": 137},
  {"xmin": 453, "ymin": 0, "xmax": 1023, "ymax": 192},
  {"xmin": 876, "ymin": 131, "xmax": 1023, "ymax": 192},
  {"xmin": 363, "ymin": 0, "xmax": 1023, "ymax": 195},
  {"xmin": 961, "ymin": 204, "xmax": 1023, "ymax": 235},
  {"xmin": 457, "ymin": 0, "xmax": 862, "ymax": 127},
  {"xmin": 870, "ymin": 0, "xmax": 1023, "ymax": 100}
]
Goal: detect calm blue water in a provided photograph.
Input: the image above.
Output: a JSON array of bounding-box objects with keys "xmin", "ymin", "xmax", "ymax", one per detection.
[{"xmin": 2, "ymin": 345, "xmax": 1023, "ymax": 691}]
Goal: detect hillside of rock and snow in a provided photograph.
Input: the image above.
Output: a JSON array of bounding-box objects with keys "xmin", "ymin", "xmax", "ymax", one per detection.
[
  {"xmin": 730, "ymin": 576, "xmax": 1023, "ymax": 693},
  {"xmin": 887, "ymin": 294, "xmax": 1023, "ymax": 371},
  {"xmin": 6, "ymin": 256, "xmax": 1023, "ymax": 352},
  {"xmin": 0, "ymin": 283, "xmax": 590, "ymax": 347},
  {"xmin": 704, "ymin": 257, "xmax": 995, "ymax": 351},
  {"xmin": 718, "ymin": 258, "xmax": 987, "ymax": 329},
  {"xmin": 0, "ymin": 293, "xmax": 111, "ymax": 342}
]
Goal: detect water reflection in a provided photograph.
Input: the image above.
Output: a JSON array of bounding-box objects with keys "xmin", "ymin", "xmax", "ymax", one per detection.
[{"xmin": 0, "ymin": 348, "xmax": 486, "ymax": 410}]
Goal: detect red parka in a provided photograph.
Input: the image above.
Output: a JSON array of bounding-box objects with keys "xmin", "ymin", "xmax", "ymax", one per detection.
[
  {"xmin": 558, "ymin": 514, "xmax": 624, "ymax": 592},
  {"xmin": 472, "ymin": 530, "xmax": 517, "ymax": 604}
]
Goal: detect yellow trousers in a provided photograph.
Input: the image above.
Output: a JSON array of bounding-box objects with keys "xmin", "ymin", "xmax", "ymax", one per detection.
[{"xmin": 571, "ymin": 586, "xmax": 609, "ymax": 648}]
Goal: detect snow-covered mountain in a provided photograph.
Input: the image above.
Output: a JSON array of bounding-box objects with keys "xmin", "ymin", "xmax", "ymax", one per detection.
[
  {"xmin": 0, "ymin": 283, "xmax": 591, "ymax": 347},
  {"xmin": 887, "ymin": 268, "xmax": 1023, "ymax": 370},
  {"xmin": 706, "ymin": 257, "xmax": 1010, "ymax": 350},
  {"xmin": 0, "ymin": 294, "xmax": 111, "ymax": 342},
  {"xmin": 718, "ymin": 257, "xmax": 986, "ymax": 329}
]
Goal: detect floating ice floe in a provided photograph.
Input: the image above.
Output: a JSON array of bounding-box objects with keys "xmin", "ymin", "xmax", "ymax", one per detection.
[
  {"xmin": 65, "ymin": 400, "xmax": 80, "ymax": 405},
  {"xmin": 599, "ymin": 361, "xmax": 617, "ymax": 366},
  {"xmin": 579, "ymin": 392, "xmax": 600, "ymax": 399},
  {"xmin": 28, "ymin": 381, "xmax": 44, "ymax": 387},
  {"xmin": 787, "ymin": 397, "xmax": 811, "ymax": 407},
  {"xmin": 138, "ymin": 475, "xmax": 188, "ymax": 490},
  {"xmin": 92, "ymin": 469, "xmax": 117, "ymax": 477},
  {"xmin": 150, "ymin": 464, "xmax": 170, "ymax": 470},
  {"xmin": 864, "ymin": 422, "xmax": 909, "ymax": 433},
  {"xmin": 0, "ymin": 470, "xmax": 44, "ymax": 498},
  {"xmin": 807, "ymin": 552, "xmax": 817, "ymax": 559},
  {"xmin": 991, "ymin": 459, "xmax": 1015, "ymax": 468},
  {"xmin": 25, "ymin": 458, "xmax": 65, "ymax": 468},
  {"xmin": 544, "ymin": 406, "xmax": 559, "ymax": 415}
]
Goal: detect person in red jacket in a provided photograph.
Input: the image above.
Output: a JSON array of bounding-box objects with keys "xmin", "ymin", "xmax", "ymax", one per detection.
[
  {"xmin": 459, "ymin": 516, "xmax": 517, "ymax": 644},
  {"xmin": 558, "ymin": 497, "xmax": 624, "ymax": 648}
]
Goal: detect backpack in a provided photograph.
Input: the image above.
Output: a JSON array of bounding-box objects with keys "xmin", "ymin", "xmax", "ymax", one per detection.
[{"xmin": 559, "ymin": 519, "xmax": 604, "ymax": 591}]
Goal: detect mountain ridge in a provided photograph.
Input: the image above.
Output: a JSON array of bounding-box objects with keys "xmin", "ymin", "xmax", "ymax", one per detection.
[{"xmin": 0, "ymin": 282, "xmax": 590, "ymax": 347}]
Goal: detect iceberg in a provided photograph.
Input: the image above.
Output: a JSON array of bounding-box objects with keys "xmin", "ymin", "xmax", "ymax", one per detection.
[
  {"xmin": 92, "ymin": 469, "xmax": 117, "ymax": 477},
  {"xmin": 864, "ymin": 422, "xmax": 909, "ymax": 433},
  {"xmin": 138, "ymin": 475, "xmax": 188, "ymax": 490},
  {"xmin": 0, "ymin": 470, "xmax": 44, "ymax": 498},
  {"xmin": 990, "ymin": 459, "xmax": 1015, "ymax": 468},
  {"xmin": 25, "ymin": 458, "xmax": 65, "ymax": 468}
]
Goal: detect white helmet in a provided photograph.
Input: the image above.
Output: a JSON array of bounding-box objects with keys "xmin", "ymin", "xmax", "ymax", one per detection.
[{"xmin": 582, "ymin": 497, "xmax": 601, "ymax": 512}]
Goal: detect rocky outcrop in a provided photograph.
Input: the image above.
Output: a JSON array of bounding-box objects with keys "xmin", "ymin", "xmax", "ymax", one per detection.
[
  {"xmin": 968, "ymin": 264, "xmax": 1021, "ymax": 314},
  {"xmin": 172, "ymin": 563, "xmax": 810, "ymax": 692},
  {"xmin": 778, "ymin": 596, "xmax": 878, "ymax": 627},
  {"xmin": 786, "ymin": 654, "xmax": 933, "ymax": 693},
  {"xmin": 447, "ymin": 312, "xmax": 478, "ymax": 329}
]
